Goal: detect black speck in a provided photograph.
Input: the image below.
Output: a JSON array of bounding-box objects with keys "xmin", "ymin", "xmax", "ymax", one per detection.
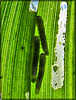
[
  {"xmin": 55, "ymin": 83, "xmax": 57, "ymax": 86},
  {"xmin": 0, "ymin": 76, "xmax": 3, "ymax": 79},
  {"xmin": 21, "ymin": 46, "xmax": 24, "ymax": 50}
]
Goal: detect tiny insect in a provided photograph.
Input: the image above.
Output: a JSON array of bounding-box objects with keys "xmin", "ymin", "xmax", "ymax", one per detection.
[
  {"xmin": 35, "ymin": 53, "xmax": 46, "ymax": 94},
  {"xmin": 32, "ymin": 36, "xmax": 40, "ymax": 83},
  {"xmin": 36, "ymin": 16, "xmax": 49, "ymax": 55}
]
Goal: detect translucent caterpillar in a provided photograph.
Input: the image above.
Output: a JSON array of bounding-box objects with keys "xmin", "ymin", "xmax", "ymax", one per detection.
[{"xmin": 52, "ymin": 1, "xmax": 68, "ymax": 89}]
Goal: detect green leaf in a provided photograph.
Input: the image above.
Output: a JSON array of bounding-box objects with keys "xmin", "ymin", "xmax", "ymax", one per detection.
[
  {"xmin": 1, "ymin": 1, "xmax": 37, "ymax": 99},
  {"xmin": 31, "ymin": 0, "xmax": 75, "ymax": 99},
  {"xmin": 1, "ymin": 0, "xmax": 75, "ymax": 99}
]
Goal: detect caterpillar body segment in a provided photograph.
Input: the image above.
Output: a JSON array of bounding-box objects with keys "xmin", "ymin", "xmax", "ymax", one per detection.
[
  {"xmin": 36, "ymin": 16, "xmax": 49, "ymax": 55},
  {"xmin": 35, "ymin": 53, "xmax": 46, "ymax": 94},
  {"xmin": 32, "ymin": 36, "xmax": 40, "ymax": 83}
]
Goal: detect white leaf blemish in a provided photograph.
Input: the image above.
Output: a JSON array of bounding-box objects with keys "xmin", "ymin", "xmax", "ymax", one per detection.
[{"xmin": 52, "ymin": 1, "xmax": 68, "ymax": 89}]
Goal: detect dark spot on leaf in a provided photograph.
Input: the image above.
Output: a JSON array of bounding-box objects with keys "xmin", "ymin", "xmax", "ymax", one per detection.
[
  {"xmin": 55, "ymin": 83, "xmax": 57, "ymax": 86},
  {"xmin": 0, "ymin": 76, "xmax": 3, "ymax": 79},
  {"xmin": 73, "ymin": 71, "xmax": 75, "ymax": 75},
  {"xmin": 53, "ymin": 65, "xmax": 58, "ymax": 72},
  {"xmin": 55, "ymin": 56, "xmax": 57, "ymax": 61},
  {"xmin": 21, "ymin": 46, "xmax": 24, "ymax": 50}
]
